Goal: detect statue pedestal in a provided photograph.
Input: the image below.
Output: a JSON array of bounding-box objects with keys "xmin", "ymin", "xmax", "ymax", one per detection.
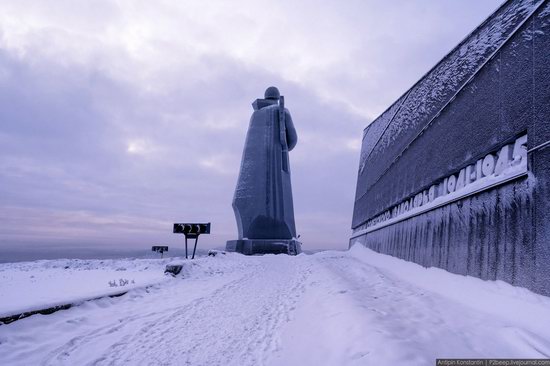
[{"xmin": 226, "ymin": 239, "xmax": 301, "ymax": 256}]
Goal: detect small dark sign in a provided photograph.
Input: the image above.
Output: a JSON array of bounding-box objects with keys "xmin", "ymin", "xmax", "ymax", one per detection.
[
  {"xmin": 173, "ymin": 223, "xmax": 211, "ymax": 236},
  {"xmin": 152, "ymin": 246, "xmax": 169, "ymax": 258},
  {"xmin": 152, "ymin": 246, "xmax": 168, "ymax": 253}
]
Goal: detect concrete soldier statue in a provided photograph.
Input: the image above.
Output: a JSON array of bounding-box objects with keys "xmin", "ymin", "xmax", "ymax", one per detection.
[{"xmin": 226, "ymin": 86, "xmax": 301, "ymax": 255}]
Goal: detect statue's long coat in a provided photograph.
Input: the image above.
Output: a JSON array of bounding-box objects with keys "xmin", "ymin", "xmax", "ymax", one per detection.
[{"xmin": 232, "ymin": 101, "xmax": 297, "ymax": 240}]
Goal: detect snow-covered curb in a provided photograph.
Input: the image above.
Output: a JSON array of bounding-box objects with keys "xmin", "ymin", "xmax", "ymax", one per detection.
[
  {"xmin": 0, "ymin": 257, "xmax": 173, "ymax": 320},
  {"xmin": 0, "ymin": 253, "xmax": 247, "ymax": 323},
  {"xmin": 0, "ymin": 286, "xmax": 140, "ymax": 324}
]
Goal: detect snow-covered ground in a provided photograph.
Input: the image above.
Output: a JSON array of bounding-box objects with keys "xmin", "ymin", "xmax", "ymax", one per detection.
[{"xmin": 1, "ymin": 246, "xmax": 550, "ymax": 365}]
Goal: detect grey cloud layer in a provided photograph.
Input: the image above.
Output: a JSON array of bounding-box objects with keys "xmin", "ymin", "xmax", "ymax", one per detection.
[{"xmin": 0, "ymin": 0, "xmax": 501, "ymax": 252}]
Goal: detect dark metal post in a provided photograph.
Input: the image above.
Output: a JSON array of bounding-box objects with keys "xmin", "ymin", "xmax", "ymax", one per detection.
[
  {"xmin": 192, "ymin": 237, "xmax": 199, "ymax": 259},
  {"xmin": 185, "ymin": 237, "xmax": 188, "ymax": 259}
]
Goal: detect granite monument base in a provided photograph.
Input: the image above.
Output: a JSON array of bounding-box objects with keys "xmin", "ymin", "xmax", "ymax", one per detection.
[{"xmin": 226, "ymin": 239, "xmax": 301, "ymax": 256}]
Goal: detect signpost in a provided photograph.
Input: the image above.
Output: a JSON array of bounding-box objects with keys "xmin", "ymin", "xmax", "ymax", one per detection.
[
  {"xmin": 173, "ymin": 223, "xmax": 211, "ymax": 259},
  {"xmin": 152, "ymin": 245, "xmax": 168, "ymax": 258}
]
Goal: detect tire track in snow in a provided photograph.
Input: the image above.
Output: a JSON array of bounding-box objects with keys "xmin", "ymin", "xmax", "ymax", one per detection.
[
  {"xmin": 315, "ymin": 251, "xmax": 550, "ymax": 362},
  {"xmin": 97, "ymin": 255, "xmax": 311, "ymax": 366},
  {"xmin": 39, "ymin": 259, "xmax": 260, "ymax": 366},
  {"xmin": 42, "ymin": 255, "xmax": 313, "ymax": 366}
]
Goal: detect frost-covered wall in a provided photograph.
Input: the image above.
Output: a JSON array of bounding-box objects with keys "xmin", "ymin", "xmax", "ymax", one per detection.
[
  {"xmin": 352, "ymin": 178, "xmax": 536, "ymax": 288},
  {"xmin": 351, "ymin": 0, "xmax": 550, "ymax": 296}
]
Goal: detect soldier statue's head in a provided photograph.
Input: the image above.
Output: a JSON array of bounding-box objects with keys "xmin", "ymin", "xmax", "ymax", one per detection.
[{"xmin": 264, "ymin": 86, "xmax": 280, "ymax": 100}]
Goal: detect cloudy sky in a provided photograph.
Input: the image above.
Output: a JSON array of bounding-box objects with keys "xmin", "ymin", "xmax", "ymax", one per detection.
[{"xmin": 0, "ymin": 0, "xmax": 503, "ymax": 255}]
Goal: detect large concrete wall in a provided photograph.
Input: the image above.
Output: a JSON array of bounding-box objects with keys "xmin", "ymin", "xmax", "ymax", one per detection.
[
  {"xmin": 351, "ymin": 0, "xmax": 550, "ymax": 295},
  {"xmin": 351, "ymin": 178, "xmax": 536, "ymax": 289},
  {"xmin": 531, "ymin": 2, "xmax": 550, "ymax": 296}
]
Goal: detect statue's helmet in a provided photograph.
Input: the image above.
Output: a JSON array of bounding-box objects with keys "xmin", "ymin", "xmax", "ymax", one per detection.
[{"xmin": 264, "ymin": 86, "xmax": 280, "ymax": 100}]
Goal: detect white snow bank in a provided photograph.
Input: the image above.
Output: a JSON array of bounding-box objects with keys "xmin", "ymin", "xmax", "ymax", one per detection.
[
  {"xmin": 0, "ymin": 257, "xmax": 172, "ymax": 318},
  {"xmin": 348, "ymin": 244, "xmax": 550, "ymax": 338}
]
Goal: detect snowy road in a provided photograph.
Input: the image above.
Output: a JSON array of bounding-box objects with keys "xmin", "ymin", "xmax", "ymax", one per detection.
[{"xmin": 2, "ymin": 247, "xmax": 550, "ymax": 365}]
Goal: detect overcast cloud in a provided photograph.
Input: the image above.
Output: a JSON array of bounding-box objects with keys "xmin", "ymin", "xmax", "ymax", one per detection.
[{"xmin": 0, "ymin": 0, "xmax": 502, "ymax": 253}]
